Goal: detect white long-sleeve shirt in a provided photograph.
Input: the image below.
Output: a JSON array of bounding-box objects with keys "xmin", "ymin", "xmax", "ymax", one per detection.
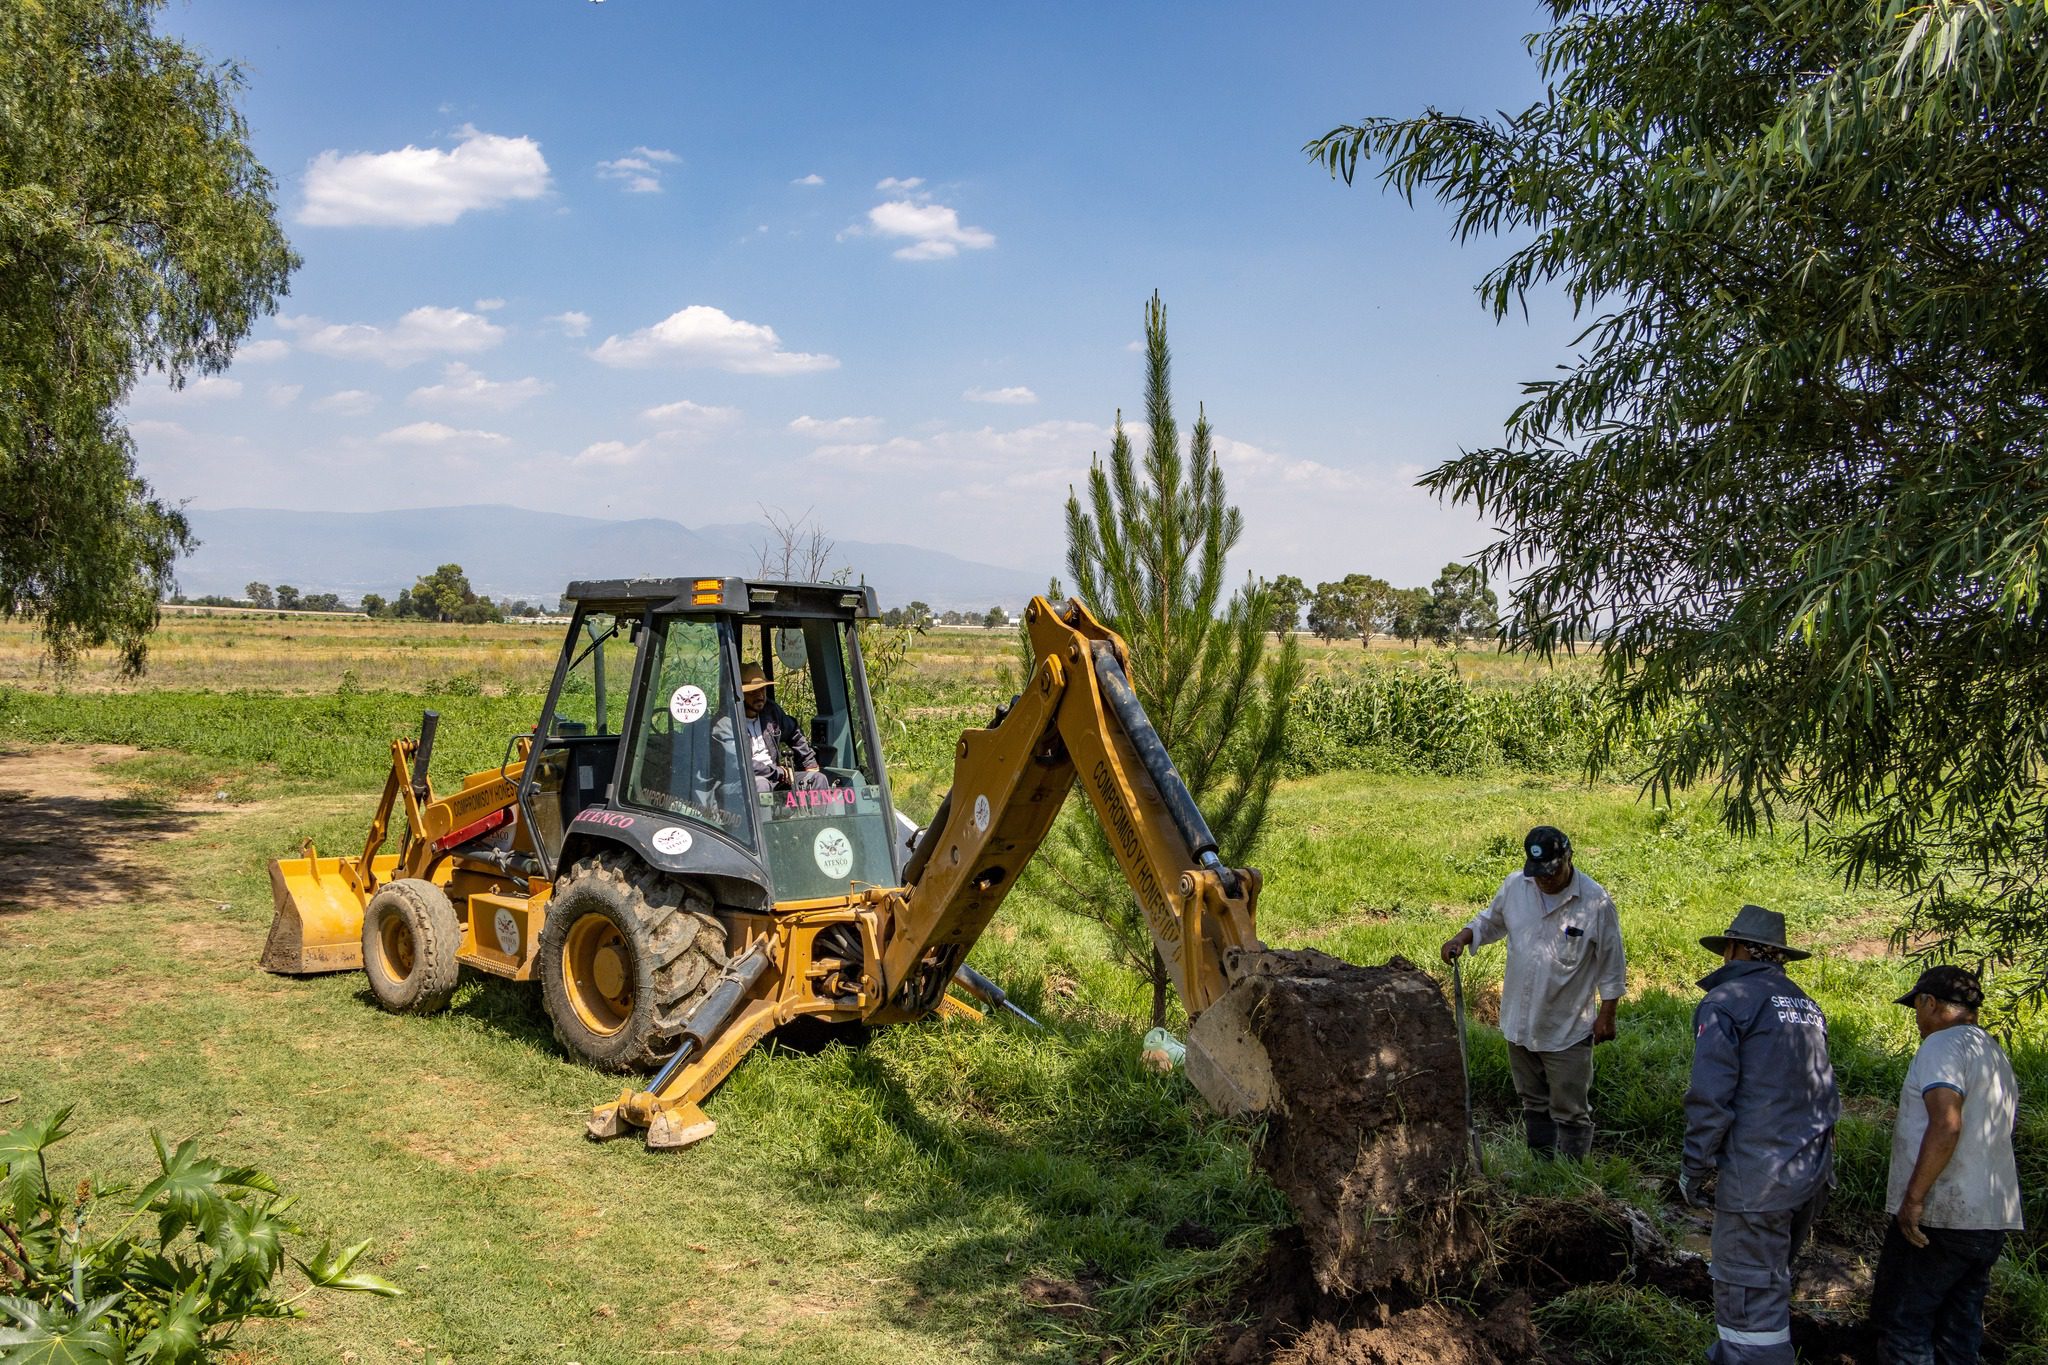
[{"xmin": 1464, "ymin": 868, "xmax": 1627, "ymax": 1053}]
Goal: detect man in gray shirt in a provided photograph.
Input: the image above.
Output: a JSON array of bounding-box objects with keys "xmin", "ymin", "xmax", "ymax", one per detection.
[
  {"xmin": 1870, "ymin": 965, "xmax": 2023, "ymax": 1365},
  {"xmin": 1440, "ymin": 825, "xmax": 1626, "ymax": 1160},
  {"xmin": 1681, "ymin": 905, "xmax": 1839, "ymax": 1365}
]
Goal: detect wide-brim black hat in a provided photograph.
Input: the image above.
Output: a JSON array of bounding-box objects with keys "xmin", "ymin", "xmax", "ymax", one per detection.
[{"xmin": 1700, "ymin": 903, "xmax": 1810, "ymax": 961}]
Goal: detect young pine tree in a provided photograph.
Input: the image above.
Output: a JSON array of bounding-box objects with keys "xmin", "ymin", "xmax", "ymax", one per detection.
[{"xmin": 1039, "ymin": 292, "xmax": 1302, "ymax": 1026}]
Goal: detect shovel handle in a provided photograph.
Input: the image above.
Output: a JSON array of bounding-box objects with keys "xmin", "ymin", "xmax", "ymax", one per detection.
[{"xmin": 1452, "ymin": 957, "xmax": 1484, "ymax": 1176}]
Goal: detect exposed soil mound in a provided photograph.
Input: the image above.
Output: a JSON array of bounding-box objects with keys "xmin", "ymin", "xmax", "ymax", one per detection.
[
  {"xmin": 1273, "ymin": 1300, "xmax": 1539, "ymax": 1365},
  {"xmin": 1199, "ymin": 1231, "xmax": 1539, "ymax": 1365},
  {"xmin": 1189, "ymin": 950, "xmax": 1477, "ymax": 1295},
  {"xmin": 1190, "ymin": 1194, "xmax": 1878, "ymax": 1365}
]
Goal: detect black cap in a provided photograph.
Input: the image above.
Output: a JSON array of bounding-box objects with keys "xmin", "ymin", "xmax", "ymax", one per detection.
[
  {"xmin": 1896, "ymin": 965, "xmax": 1984, "ymax": 1010},
  {"xmin": 1522, "ymin": 826, "xmax": 1571, "ymax": 878}
]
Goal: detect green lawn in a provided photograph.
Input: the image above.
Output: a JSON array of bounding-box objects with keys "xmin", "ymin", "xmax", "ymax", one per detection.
[{"xmin": 3, "ymin": 686, "xmax": 2043, "ymax": 1363}]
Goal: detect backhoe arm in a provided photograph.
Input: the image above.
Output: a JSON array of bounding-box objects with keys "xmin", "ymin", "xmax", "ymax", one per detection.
[{"xmin": 876, "ymin": 596, "xmax": 1262, "ymax": 1022}]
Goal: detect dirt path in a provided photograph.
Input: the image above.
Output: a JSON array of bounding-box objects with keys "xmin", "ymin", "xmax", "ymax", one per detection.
[{"xmin": 0, "ymin": 745, "xmax": 215, "ymax": 915}]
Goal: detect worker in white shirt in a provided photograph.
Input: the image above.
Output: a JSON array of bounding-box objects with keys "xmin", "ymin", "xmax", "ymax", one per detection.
[
  {"xmin": 1440, "ymin": 825, "xmax": 1626, "ymax": 1159},
  {"xmin": 1871, "ymin": 965, "xmax": 2023, "ymax": 1365}
]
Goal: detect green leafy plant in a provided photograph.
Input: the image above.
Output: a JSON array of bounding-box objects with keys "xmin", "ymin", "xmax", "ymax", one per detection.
[{"xmin": 0, "ymin": 1107, "xmax": 400, "ymax": 1362}]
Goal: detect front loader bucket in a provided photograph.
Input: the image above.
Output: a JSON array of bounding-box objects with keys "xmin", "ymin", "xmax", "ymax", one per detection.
[{"xmin": 260, "ymin": 851, "xmax": 400, "ymax": 975}]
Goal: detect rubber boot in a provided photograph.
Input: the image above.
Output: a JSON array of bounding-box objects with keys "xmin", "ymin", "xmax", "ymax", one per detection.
[
  {"xmin": 1556, "ymin": 1122, "xmax": 1594, "ymax": 1162},
  {"xmin": 1523, "ymin": 1109, "xmax": 1556, "ymax": 1157}
]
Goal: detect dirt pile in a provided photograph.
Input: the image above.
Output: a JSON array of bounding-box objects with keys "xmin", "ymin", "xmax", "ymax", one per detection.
[
  {"xmin": 1198, "ymin": 1196, "xmax": 1876, "ymax": 1365},
  {"xmin": 1188, "ymin": 950, "xmax": 1477, "ymax": 1295},
  {"xmin": 1199, "ymin": 1231, "xmax": 1538, "ymax": 1365}
]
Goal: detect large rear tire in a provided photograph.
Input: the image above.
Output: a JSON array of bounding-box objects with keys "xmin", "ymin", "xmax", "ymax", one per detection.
[
  {"xmin": 361, "ymin": 879, "xmax": 462, "ymax": 1014},
  {"xmin": 539, "ymin": 851, "xmax": 728, "ymax": 1071}
]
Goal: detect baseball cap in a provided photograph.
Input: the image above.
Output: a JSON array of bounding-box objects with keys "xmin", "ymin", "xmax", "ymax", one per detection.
[
  {"xmin": 1522, "ymin": 826, "xmax": 1571, "ymax": 878},
  {"xmin": 1895, "ymin": 965, "xmax": 1984, "ymax": 1010}
]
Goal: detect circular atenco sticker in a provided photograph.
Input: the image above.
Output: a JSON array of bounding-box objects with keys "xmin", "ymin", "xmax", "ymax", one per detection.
[
  {"xmin": 812, "ymin": 826, "xmax": 854, "ymax": 879},
  {"xmin": 493, "ymin": 907, "xmax": 520, "ymax": 956},
  {"xmin": 651, "ymin": 826, "xmax": 694, "ymax": 856},
  {"xmin": 669, "ymin": 684, "xmax": 708, "ymax": 725},
  {"xmin": 973, "ymin": 794, "xmax": 991, "ymax": 832}
]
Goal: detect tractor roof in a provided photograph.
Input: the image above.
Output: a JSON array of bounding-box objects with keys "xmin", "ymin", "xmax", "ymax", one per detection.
[{"xmin": 562, "ymin": 576, "xmax": 879, "ymax": 620}]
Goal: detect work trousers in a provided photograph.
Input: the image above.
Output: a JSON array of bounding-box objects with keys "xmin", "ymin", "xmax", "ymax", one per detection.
[
  {"xmin": 1869, "ymin": 1222, "xmax": 2007, "ymax": 1365},
  {"xmin": 1506, "ymin": 1037, "xmax": 1593, "ymax": 1152},
  {"xmin": 1707, "ymin": 1188, "xmax": 1826, "ymax": 1365}
]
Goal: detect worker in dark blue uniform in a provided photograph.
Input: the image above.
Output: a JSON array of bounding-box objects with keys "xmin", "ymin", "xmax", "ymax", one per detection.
[{"xmin": 1680, "ymin": 905, "xmax": 1839, "ymax": 1365}]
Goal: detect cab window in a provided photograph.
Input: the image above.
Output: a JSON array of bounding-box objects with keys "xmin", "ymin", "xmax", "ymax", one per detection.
[
  {"xmin": 743, "ymin": 618, "xmax": 895, "ymax": 897},
  {"xmin": 621, "ymin": 617, "xmax": 755, "ymax": 849}
]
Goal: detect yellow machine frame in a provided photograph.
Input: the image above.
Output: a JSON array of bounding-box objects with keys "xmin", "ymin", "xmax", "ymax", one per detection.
[{"xmin": 264, "ymin": 595, "xmax": 1263, "ymax": 1150}]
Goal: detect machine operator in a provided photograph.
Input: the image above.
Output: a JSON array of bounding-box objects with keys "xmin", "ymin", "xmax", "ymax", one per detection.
[{"xmin": 737, "ymin": 662, "xmax": 826, "ymax": 793}]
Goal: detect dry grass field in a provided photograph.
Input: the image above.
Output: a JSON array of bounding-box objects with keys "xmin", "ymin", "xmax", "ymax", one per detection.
[{"xmin": 0, "ymin": 613, "xmax": 1590, "ymax": 695}]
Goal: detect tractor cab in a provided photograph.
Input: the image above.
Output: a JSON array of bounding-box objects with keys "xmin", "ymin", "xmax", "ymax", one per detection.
[{"xmin": 519, "ymin": 577, "xmax": 902, "ymax": 910}]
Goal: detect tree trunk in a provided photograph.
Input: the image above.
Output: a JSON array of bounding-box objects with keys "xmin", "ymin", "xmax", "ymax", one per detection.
[{"xmin": 1150, "ymin": 947, "xmax": 1169, "ymax": 1027}]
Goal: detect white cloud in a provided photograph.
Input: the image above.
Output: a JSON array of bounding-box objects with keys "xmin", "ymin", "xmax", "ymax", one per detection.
[
  {"xmin": 281, "ymin": 306, "xmax": 505, "ymax": 366},
  {"xmin": 131, "ymin": 375, "xmax": 243, "ymax": 406},
  {"xmin": 311, "ymin": 389, "xmax": 379, "ymax": 415},
  {"xmin": 474, "ymin": 297, "xmax": 506, "ymax": 312},
  {"xmin": 792, "ymin": 173, "xmax": 824, "ymax": 186},
  {"xmin": 789, "ymin": 414, "xmax": 882, "ymax": 438},
  {"xmin": 129, "ymin": 419, "xmax": 192, "ymax": 439},
  {"xmin": 236, "ymin": 339, "xmax": 289, "ymax": 363},
  {"xmin": 876, "ymin": 176, "xmax": 924, "ymax": 191},
  {"xmin": 266, "ymin": 383, "xmax": 303, "ymax": 408},
  {"xmin": 300, "ymin": 126, "xmax": 550, "ymax": 227},
  {"xmin": 598, "ymin": 146, "xmax": 678, "ymax": 193},
  {"xmin": 802, "ymin": 420, "xmax": 1104, "ymax": 489},
  {"xmin": 964, "ymin": 385, "xmax": 1037, "ymax": 405},
  {"xmin": 408, "ymin": 362, "xmax": 551, "ymax": 410},
  {"xmin": 866, "ymin": 198, "xmax": 995, "ymax": 261},
  {"xmin": 592, "ymin": 305, "xmax": 837, "ymax": 375},
  {"xmin": 572, "ymin": 439, "xmax": 649, "ymax": 467},
  {"xmin": 546, "ymin": 310, "xmax": 591, "ymax": 338},
  {"xmin": 378, "ymin": 421, "xmax": 508, "ymax": 447},
  {"xmin": 642, "ymin": 399, "xmax": 742, "ymax": 426},
  {"xmin": 1212, "ymin": 435, "xmax": 1364, "ymax": 491}
]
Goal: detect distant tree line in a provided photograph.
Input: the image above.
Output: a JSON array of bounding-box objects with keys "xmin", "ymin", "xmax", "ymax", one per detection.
[
  {"xmin": 165, "ymin": 564, "xmax": 552, "ymax": 622},
  {"xmin": 876, "ymin": 569, "xmax": 1500, "ymax": 646},
  {"xmin": 877, "ymin": 602, "xmax": 1009, "ymax": 629},
  {"xmin": 1264, "ymin": 563, "xmax": 1499, "ymax": 646}
]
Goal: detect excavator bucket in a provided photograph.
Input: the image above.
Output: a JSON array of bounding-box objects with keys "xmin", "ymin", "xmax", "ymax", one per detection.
[{"xmin": 260, "ymin": 847, "xmax": 401, "ymax": 975}]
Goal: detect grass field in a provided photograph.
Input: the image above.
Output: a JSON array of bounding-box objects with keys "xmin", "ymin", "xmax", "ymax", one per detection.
[
  {"xmin": 0, "ymin": 614, "xmax": 1591, "ymax": 694},
  {"xmin": 2, "ymin": 614, "xmax": 2041, "ymax": 1363}
]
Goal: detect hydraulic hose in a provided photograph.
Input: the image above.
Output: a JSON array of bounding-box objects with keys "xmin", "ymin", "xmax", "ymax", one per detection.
[{"xmin": 1089, "ymin": 644, "xmax": 1236, "ymax": 893}]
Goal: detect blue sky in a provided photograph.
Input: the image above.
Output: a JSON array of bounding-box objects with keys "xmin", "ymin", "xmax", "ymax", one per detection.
[{"xmin": 132, "ymin": 0, "xmax": 1577, "ymax": 592}]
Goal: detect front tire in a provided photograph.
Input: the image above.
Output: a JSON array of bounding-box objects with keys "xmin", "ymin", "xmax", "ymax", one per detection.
[
  {"xmin": 362, "ymin": 879, "xmax": 461, "ymax": 1014},
  {"xmin": 539, "ymin": 852, "xmax": 727, "ymax": 1071}
]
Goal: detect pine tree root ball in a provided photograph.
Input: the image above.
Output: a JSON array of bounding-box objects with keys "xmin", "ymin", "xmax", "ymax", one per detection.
[{"xmin": 1188, "ymin": 949, "xmax": 1481, "ymax": 1296}]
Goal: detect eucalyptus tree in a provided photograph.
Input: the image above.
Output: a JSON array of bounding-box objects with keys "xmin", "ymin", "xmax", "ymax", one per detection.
[
  {"xmin": 1312, "ymin": 0, "xmax": 2048, "ymax": 995},
  {"xmin": 1, "ymin": 0, "xmax": 297, "ymax": 672},
  {"xmin": 1050, "ymin": 292, "xmax": 1302, "ymax": 1025}
]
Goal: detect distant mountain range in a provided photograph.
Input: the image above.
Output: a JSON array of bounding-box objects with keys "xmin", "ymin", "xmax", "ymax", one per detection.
[{"xmin": 175, "ymin": 506, "xmax": 1046, "ymax": 613}]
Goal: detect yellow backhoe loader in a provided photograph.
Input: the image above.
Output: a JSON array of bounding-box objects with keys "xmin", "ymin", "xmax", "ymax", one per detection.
[{"xmin": 264, "ymin": 578, "xmax": 1468, "ymax": 1288}]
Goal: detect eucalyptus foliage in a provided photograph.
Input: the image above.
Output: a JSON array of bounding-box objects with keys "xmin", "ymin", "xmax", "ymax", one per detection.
[
  {"xmin": 0, "ymin": 0, "xmax": 297, "ymax": 672},
  {"xmin": 1310, "ymin": 1, "xmax": 2048, "ymax": 998},
  {"xmin": 0, "ymin": 1106, "xmax": 398, "ymax": 1362},
  {"xmin": 1048, "ymin": 292, "xmax": 1302, "ymax": 1024}
]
